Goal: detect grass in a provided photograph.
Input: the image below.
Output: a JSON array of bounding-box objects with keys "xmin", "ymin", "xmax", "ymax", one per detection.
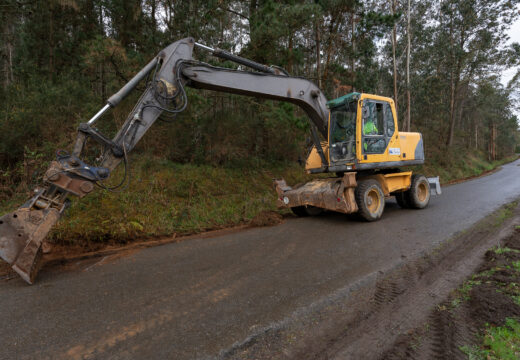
[
  {"xmin": 413, "ymin": 149, "xmax": 518, "ymax": 184},
  {"xmin": 494, "ymin": 247, "xmax": 520, "ymax": 255},
  {"xmin": 461, "ymin": 318, "xmax": 520, "ymax": 360},
  {"xmin": 1, "ymin": 156, "xmax": 313, "ymax": 245},
  {"xmin": 0, "ymin": 149, "xmax": 517, "ymax": 247},
  {"xmin": 457, "ymin": 278, "xmax": 483, "ymax": 301},
  {"xmin": 456, "ymin": 217, "xmax": 520, "ymax": 359},
  {"xmin": 494, "ymin": 202, "xmax": 519, "ymax": 228}
]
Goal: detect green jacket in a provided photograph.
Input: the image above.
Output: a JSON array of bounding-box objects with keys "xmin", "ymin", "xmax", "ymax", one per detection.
[
  {"xmin": 363, "ymin": 120, "xmax": 378, "ymax": 135},
  {"xmin": 363, "ymin": 121, "xmax": 378, "ymax": 151}
]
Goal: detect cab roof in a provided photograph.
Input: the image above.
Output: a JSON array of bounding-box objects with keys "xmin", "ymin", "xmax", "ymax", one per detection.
[
  {"xmin": 326, "ymin": 92, "xmax": 361, "ymax": 108},
  {"xmin": 327, "ymin": 92, "xmax": 395, "ymax": 109}
]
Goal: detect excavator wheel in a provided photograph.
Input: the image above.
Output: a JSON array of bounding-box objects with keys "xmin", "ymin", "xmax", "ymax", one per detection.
[
  {"xmin": 405, "ymin": 174, "xmax": 431, "ymax": 209},
  {"xmin": 394, "ymin": 192, "xmax": 410, "ymax": 208},
  {"xmin": 355, "ymin": 179, "xmax": 385, "ymax": 221}
]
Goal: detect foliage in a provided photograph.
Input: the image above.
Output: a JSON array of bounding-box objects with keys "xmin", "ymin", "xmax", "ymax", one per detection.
[
  {"xmin": 0, "ymin": 0, "xmax": 518, "ymax": 240},
  {"xmin": 1, "ymin": 156, "xmax": 312, "ymax": 243},
  {"xmin": 0, "ymin": 0, "xmax": 517, "ymax": 171}
]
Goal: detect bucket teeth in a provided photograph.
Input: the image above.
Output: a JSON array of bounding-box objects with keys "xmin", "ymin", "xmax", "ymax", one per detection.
[{"xmin": 0, "ymin": 205, "xmax": 60, "ymax": 284}]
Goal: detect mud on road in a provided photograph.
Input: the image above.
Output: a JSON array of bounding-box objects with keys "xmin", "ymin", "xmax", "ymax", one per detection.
[{"xmin": 219, "ymin": 201, "xmax": 520, "ymax": 360}]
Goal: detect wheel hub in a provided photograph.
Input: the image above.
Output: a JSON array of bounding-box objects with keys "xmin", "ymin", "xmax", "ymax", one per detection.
[
  {"xmin": 417, "ymin": 182, "xmax": 428, "ymax": 202},
  {"xmin": 366, "ymin": 188, "xmax": 381, "ymax": 214}
]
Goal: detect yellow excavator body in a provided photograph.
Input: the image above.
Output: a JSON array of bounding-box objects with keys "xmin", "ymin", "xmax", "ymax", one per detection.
[{"xmin": 275, "ymin": 92, "xmax": 438, "ymax": 222}]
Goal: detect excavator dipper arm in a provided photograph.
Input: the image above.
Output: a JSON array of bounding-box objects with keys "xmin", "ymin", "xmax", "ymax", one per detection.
[{"xmin": 0, "ymin": 37, "xmax": 330, "ymax": 283}]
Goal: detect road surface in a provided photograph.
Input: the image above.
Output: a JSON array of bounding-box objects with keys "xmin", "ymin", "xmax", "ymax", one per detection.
[{"xmin": 1, "ymin": 159, "xmax": 520, "ymax": 359}]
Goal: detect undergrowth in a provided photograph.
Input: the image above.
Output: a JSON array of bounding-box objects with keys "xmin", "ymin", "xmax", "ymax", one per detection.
[
  {"xmin": 0, "ymin": 150, "xmax": 517, "ymax": 246},
  {"xmin": 413, "ymin": 149, "xmax": 518, "ymax": 184},
  {"xmin": 1, "ymin": 156, "xmax": 311, "ymax": 245}
]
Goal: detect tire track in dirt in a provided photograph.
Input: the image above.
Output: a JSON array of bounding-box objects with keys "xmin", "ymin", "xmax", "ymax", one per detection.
[
  {"xmin": 379, "ymin": 223, "xmax": 520, "ymax": 360},
  {"xmin": 428, "ymin": 303, "xmax": 460, "ymax": 359},
  {"xmin": 327, "ymin": 208, "xmax": 519, "ymax": 360}
]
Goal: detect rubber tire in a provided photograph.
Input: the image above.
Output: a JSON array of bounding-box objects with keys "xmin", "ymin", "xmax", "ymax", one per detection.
[
  {"xmin": 291, "ymin": 206, "xmax": 308, "ymax": 217},
  {"xmin": 355, "ymin": 179, "xmax": 385, "ymax": 222},
  {"xmin": 405, "ymin": 174, "xmax": 430, "ymax": 209},
  {"xmin": 394, "ymin": 192, "xmax": 410, "ymax": 208}
]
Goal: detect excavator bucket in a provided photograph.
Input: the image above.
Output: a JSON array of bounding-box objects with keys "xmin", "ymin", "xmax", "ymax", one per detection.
[
  {"xmin": 274, "ymin": 172, "xmax": 358, "ymax": 214},
  {"xmin": 0, "ymin": 192, "xmax": 61, "ymax": 283}
]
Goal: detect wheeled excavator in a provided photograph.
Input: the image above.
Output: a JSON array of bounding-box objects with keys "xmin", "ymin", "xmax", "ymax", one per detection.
[{"xmin": 0, "ymin": 38, "xmax": 440, "ymax": 284}]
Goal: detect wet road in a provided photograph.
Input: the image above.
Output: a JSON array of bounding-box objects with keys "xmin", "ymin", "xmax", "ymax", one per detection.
[{"xmin": 1, "ymin": 159, "xmax": 520, "ymax": 360}]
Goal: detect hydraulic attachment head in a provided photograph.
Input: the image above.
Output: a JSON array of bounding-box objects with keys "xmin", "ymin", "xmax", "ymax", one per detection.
[{"xmin": 0, "ymin": 188, "xmax": 67, "ymax": 283}]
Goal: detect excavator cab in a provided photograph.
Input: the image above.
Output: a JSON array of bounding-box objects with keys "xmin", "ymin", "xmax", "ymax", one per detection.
[{"xmin": 304, "ymin": 93, "xmax": 424, "ymax": 174}]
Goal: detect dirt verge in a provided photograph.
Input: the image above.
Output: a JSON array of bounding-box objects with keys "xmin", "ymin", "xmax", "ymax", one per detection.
[{"xmin": 380, "ymin": 226, "xmax": 520, "ymax": 360}]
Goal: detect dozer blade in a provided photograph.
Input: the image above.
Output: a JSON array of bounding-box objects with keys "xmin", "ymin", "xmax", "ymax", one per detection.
[
  {"xmin": 0, "ymin": 194, "xmax": 61, "ymax": 284},
  {"xmin": 274, "ymin": 172, "xmax": 359, "ymax": 214}
]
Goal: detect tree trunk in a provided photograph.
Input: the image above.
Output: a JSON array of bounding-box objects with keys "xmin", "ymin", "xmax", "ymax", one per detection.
[
  {"xmin": 474, "ymin": 123, "xmax": 478, "ymax": 150},
  {"xmin": 351, "ymin": 11, "xmax": 356, "ymax": 90},
  {"xmin": 2, "ymin": 15, "xmax": 14, "ymax": 89},
  {"xmin": 49, "ymin": 2, "xmax": 55, "ymax": 81},
  {"xmin": 446, "ymin": 9, "xmax": 458, "ymax": 147},
  {"xmin": 151, "ymin": 0, "xmax": 157, "ymax": 47},
  {"xmin": 101, "ymin": 61, "xmax": 106, "ymax": 103},
  {"xmin": 315, "ymin": 17, "xmax": 321, "ymax": 88},
  {"xmin": 447, "ymin": 78, "xmax": 457, "ymax": 147},
  {"xmin": 390, "ymin": 0, "xmax": 398, "ymax": 122},
  {"xmin": 288, "ymin": 35, "xmax": 293, "ymax": 74},
  {"xmin": 488, "ymin": 123, "xmax": 497, "ymax": 161},
  {"xmin": 405, "ymin": 0, "xmax": 411, "ymax": 132},
  {"xmin": 323, "ymin": 16, "xmax": 338, "ymax": 83}
]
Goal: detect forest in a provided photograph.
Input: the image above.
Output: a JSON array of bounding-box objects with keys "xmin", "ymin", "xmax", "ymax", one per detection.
[{"xmin": 1, "ymin": 0, "xmax": 519, "ymax": 241}]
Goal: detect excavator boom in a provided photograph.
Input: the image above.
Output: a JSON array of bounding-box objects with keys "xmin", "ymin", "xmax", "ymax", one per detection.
[{"xmin": 0, "ymin": 38, "xmax": 332, "ymax": 283}]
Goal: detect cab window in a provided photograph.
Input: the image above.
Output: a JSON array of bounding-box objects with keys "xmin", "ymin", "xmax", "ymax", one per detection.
[
  {"xmin": 384, "ymin": 102, "xmax": 395, "ymax": 138},
  {"xmin": 329, "ymin": 101, "xmax": 357, "ymax": 162},
  {"xmin": 362, "ymin": 101, "xmax": 386, "ymax": 154}
]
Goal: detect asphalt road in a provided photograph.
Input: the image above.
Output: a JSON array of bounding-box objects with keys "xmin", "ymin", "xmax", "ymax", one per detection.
[{"xmin": 2, "ymin": 159, "xmax": 520, "ymax": 360}]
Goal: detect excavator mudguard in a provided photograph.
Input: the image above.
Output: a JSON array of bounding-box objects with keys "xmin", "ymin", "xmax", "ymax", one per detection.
[{"xmin": 274, "ymin": 172, "xmax": 358, "ymax": 214}]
